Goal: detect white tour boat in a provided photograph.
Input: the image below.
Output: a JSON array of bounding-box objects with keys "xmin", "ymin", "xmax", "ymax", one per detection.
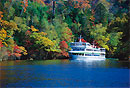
[{"xmin": 69, "ymin": 35, "xmax": 106, "ymax": 60}]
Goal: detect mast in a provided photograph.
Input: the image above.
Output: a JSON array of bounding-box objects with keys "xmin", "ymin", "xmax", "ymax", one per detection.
[{"xmin": 79, "ymin": 35, "xmax": 82, "ymax": 42}]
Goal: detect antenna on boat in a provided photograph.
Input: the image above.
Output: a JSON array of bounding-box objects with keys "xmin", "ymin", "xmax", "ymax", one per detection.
[
  {"xmin": 79, "ymin": 35, "xmax": 82, "ymax": 42},
  {"xmin": 93, "ymin": 41, "xmax": 94, "ymax": 48}
]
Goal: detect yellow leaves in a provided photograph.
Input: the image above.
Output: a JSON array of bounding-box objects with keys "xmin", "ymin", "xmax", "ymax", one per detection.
[
  {"xmin": 102, "ymin": 45, "xmax": 109, "ymax": 50},
  {"xmin": 19, "ymin": 46, "xmax": 28, "ymax": 55},
  {"xmin": 113, "ymin": 47, "xmax": 117, "ymax": 50},
  {"xmin": 0, "ymin": 20, "xmax": 9, "ymax": 27},
  {"xmin": 7, "ymin": 38, "xmax": 14, "ymax": 45},
  {"xmin": 41, "ymin": 32, "xmax": 47, "ymax": 35},
  {"xmin": 31, "ymin": 25, "xmax": 39, "ymax": 32},
  {"xmin": 43, "ymin": 37, "xmax": 54, "ymax": 47},
  {"xmin": 30, "ymin": 32, "xmax": 54, "ymax": 50},
  {"xmin": 105, "ymin": 37, "xmax": 109, "ymax": 41},
  {"xmin": 14, "ymin": 16, "xmax": 23, "ymax": 25},
  {"xmin": 2, "ymin": 42, "xmax": 8, "ymax": 47},
  {"xmin": 0, "ymin": 28, "xmax": 7, "ymax": 40},
  {"xmin": 8, "ymin": 21, "xmax": 18, "ymax": 30},
  {"xmin": 117, "ymin": 32, "xmax": 123, "ymax": 35},
  {"xmin": 116, "ymin": 16, "xmax": 127, "ymax": 23},
  {"xmin": 116, "ymin": 17, "xmax": 121, "ymax": 22},
  {"xmin": 1, "ymin": 20, "xmax": 18, "ymax": 31}
]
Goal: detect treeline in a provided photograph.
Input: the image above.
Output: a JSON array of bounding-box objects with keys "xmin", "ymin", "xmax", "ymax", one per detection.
[{"xmin": 0, "ymin": 0, "xmax": 129, "ymax": 60}]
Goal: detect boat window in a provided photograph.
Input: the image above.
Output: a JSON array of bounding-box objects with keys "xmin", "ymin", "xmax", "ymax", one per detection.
[
  {"xmin": 79, "ymin": 53, "xmax": 81, "ymax": 55},
  {"xmin": 82, "ymin": 43, "xmax": 86, "ymax": 45},
  {"xmin": 73, "ymin": 48, "xmax": 84, "ymax": 51},
  {"xmin": 72, "ymin": 53, "xmax": 78, "ymax": 55},
  {"xmin": 100, "ymin": 49, "xmax": 105, "ymax": 52},
  {"xmin": 94, "ymin": 54, "xmax": 100, "ymax": 56},
  {"xmin": 73, "ymin": 49, "xmax": 76, "ymax": 51},
  {"xmin": 101, "ymin": 53, "xmax": 105, "ymax": 55},
  {"xmin": 80, "ymin": 48, "xmax": 84, "ymax": 51},
  {"xmin": 71, "ymin": 43, "xmax": 75, "ymax": 46},
  {"xmin": 86, "ymin": 44, "xmax": 91, "ymax": 46},
  {"xmin": 86, "ymin": 49, "xmax": 93, "ymax": 51},
  {"xmin": 85, "ymin": 54, "xmax": 91, "ymax": 56},
  {"xmin": 78, "ymin": 53, "xmax": 84, "ymax": 56},
  {"xmin": 76, "ymin": 53, "xmax": 83, "ymax": 56},
  {"xmin": 94, "ymin": 50, "xmax": 100, "ymax": 51}
]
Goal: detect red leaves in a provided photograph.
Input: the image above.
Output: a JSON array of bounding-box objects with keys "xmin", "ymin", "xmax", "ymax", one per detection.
[
  {"xmin": 0, "ymin": 40, "xmax": 3, "ymax": 47},
  {"xmin": 6, "ymin": 45, "xmax": 22, "ymax": 57},
  {"xmin": 79, "ymin": 38, "xmax": 86, "ymax": 42},
  {"xmin": 14, "ymin": 45, "xmax": 19, "ymax": 50},
  {"xmin": 13, "ymin": 45, "xmax": 22, "ymax": 57},
  {"xmin": 61, "ymin": 50, "xmax": 69, "ymax": 57},
  {"xmin": 59, "ymin": 41, "xmax": 69, "ymax": 57},
  {"xmin": 25, "ymin": 40, "xmax": 32, "ymax": 46},
  {"xmin": 60, "ymin": 41, "xmax": 68, "ymax": 49},
  {"xmin": 91, "ymin": 22, "xmax": 95, "ymax": 26},
  {"xmin": 13, "ymin": 53, "xmax": 22, "ymax": 57},
  {"xmin": 25, "ymin": 30, "xmax": 31, "ymax": 35},
  {"xmin": 92, "ymin": 40, "xmax": 100, "ymax": 48}
]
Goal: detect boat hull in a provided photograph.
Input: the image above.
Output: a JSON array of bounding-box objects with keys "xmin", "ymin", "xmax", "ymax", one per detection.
[{"xmin": 69, "ymin": 54, "xmax": 106, "ymax": 60}]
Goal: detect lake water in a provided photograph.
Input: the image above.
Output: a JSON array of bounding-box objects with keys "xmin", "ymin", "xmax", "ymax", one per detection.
[{"xmin": 0, "ymin": 59, "xmax": 130, "ymax": 87}]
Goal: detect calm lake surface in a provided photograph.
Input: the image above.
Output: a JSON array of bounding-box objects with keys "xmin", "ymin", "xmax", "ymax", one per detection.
[{"xmin": 0, "ymin": 59, "xmax": 130, "ymax": 87}]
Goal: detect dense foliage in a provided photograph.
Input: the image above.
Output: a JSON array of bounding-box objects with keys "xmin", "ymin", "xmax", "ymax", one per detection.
[{"xmin": 0, "ymin": 0, "xmax": 129, "ymax": 60}]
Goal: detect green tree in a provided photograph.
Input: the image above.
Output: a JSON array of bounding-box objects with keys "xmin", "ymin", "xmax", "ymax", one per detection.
[{"xmin": 94, "ymin": 3, "xmax": 108, "ymax": 26}]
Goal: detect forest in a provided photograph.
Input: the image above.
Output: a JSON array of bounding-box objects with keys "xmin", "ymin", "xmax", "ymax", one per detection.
[{"xmin": 0, "ymin": 0, "xmax": 129, "ymax": 60}]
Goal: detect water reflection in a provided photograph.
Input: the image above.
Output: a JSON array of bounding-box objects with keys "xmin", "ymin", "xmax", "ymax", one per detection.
[
  {"xmin": 70, "ymin": 59, "xmax": 130, "ymax": 69},
  {"xmin": 0, "ymin": 59, "xmax": 129, "ymax": 87}
]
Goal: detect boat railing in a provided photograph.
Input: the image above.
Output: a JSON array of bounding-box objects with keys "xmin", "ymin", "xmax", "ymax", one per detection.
[
  {"xmin": 70, "ymin": 42, "xmax": 86, "ymax": 45},
  {"xmin": 100, "ymin": 48, "xmax": 106, "ymax": 52},
  {"xmin": 70, "ymin": 42, "xmax": 91, "ymax": 47}
]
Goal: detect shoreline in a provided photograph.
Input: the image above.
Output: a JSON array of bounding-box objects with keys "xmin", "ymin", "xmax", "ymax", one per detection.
[{"xmin": 0, "ymin": 58, "xmax": 129, "ymax": 62}]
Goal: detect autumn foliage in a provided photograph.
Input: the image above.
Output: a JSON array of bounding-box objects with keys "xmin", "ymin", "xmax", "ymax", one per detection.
[
  {"xmin": 0, "ymin": 0, "xmax": 129, "ymax": 60},
  {"xmin": 0, "ymin": 11, "xmax": 3, "ymax": 20},
  {"xmin": 21, "ymin": 0, "xmax": 28, "ymax": 12},
  {"xmin": 60, "ymin": 41, "xmax": 69, "ymax": 57},
  {"xmin": 69, "ymin": 0, "xmax": 90, "ymax": 9}
]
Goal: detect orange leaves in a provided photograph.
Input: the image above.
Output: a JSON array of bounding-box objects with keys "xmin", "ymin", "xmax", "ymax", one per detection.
[
  {"xmin": 31, "ymin": 25, "xmax": 39, "ymax": 32},
  {"xmin": 11, "ymin": 45, "xmax": 27, "ymax": 57},
  {"xmin": 0, "ymin": 11, "xmax": 3, "ymax": 21},
  {"xmin": 21, "ymin": 0, "xmax": 28, "ymax": 12},
  {"xmin": 13, "ymin": 53, "xmax": 22, "ymax": 57},
  {"xmin": 41, "ymin": 32, "xmax": 47, "ymax": 35},
  {"xmin": 72, "ymin": 0, "xmax": 91, "ymax": 9}
]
